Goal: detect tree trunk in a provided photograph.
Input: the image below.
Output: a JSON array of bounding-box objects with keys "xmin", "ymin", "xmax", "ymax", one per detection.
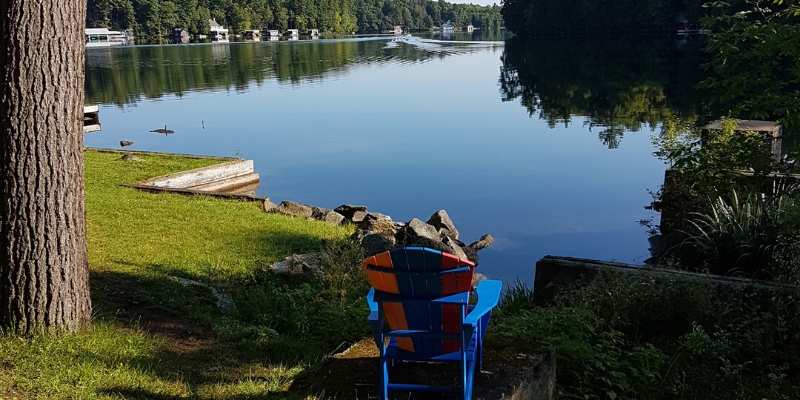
[{"xmin": 1, "ymin": 0, "xmax": 92, "ymax": 334}]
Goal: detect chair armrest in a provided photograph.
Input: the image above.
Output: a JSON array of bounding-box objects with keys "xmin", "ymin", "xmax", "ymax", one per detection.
[
  {"xmin": 367, "ymin": 288, "xmax": 378, "ymax": 322},
  {"xmin": 464, "ymin": 280, "xmax": 502, "ymax": 327}
]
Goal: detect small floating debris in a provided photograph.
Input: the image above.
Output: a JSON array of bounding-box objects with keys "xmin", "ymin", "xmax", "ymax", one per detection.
[
  {"xmin": 120, "ymin": 140, "xmax": 134, "ymax": 147},
  {"xmin": 149, "ymin": 125, "xmax": 175, "ymax": 135}
]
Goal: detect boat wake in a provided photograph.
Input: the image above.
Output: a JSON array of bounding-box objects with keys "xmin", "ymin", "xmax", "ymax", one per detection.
[{"xmin": 386, "ymin": 34, "xmax": 503, "ymax": 53}]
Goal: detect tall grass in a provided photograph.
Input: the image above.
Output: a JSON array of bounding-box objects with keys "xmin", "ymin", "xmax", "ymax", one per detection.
[{"xmin": 682, "ymin": 183, "xmax": 798, "ymax": 278}]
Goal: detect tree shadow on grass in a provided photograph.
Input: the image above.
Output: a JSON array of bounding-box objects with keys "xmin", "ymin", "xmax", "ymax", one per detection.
[
  {"xmin": 289, "ymin": 337, "xmax": 547, "ymax": 400},
  {"xmin": 84, "ymin": 231, "xmax": 360, "ymax": 399}
]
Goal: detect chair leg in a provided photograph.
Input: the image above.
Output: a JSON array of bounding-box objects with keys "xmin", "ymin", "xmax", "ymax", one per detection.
[
  {"xmin": 379, "ymin": 354, "xmax": 389, "ymax": 400},
  {"xmin": 463, "ymin": 357, "xmax": 476, "ymax": 400},
  {"xmin": 478, "ymin": 340, "xmax": 484, "ymax": 372}
]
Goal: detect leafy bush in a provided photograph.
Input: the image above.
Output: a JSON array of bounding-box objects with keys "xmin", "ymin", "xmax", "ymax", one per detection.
[
  {"xmin": 679, "ymin": 188, "xmax": 796, "ymax": 278},
  {"xmin": 652, "ymin": 116, "xmax": 800, "ymax": 282},
  {"xmin": 493, "ymin": 272, "xmax": 800, "ymax": 399}
]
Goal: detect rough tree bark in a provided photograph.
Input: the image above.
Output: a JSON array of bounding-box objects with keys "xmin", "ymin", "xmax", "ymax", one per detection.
[{"xmin": 1, "ymin": 0, "xmax": 92, "ymax": 333}]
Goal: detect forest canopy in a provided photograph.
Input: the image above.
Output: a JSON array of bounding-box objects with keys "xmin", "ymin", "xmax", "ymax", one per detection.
[
  {"xmin": 501, "ymin": 0, "xmax": 705, "ymax": 37},
  {"xmin": 86, "ymin": 0, "xmax": 502, "ymax": 37}
]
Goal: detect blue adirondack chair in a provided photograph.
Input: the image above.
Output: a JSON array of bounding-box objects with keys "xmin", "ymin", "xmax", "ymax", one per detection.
[{"xmin": 363, "ymin": 246, "xmax": 502, "ymax": 399}]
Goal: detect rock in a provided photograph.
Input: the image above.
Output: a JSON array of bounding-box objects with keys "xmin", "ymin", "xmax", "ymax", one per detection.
[
  {"xmin": 262, "ymin": 197, "xmax": 277, "ymax": 212},
  {"xmin": 464, "ymin": 246, "xmax": 479, "ymax": 264},
  {"xmin": 120, "ymin": 140, "xmax": 134, "ymax": 147},
  {"xmin": 353, "ymin": 213, "xmax": 399, "ymax": 255},
  {"xmin": 468, "ymin": 234, "xmax": 495, "ymax": 251},
  {"xmin": 359, "ymin": 213, "xmax": 397, "ymax": 235},
  {"xmin": 350, "ymin": 210, "xmax": 369, "ymax": 224},
  {"xmin": 427, "ymin": 209, "xmax": 459, "ymax": 240},
  {"xmin": 442, "ymin": 234, "xmax": 469, "ymax": 261},
  {"xmin": 119, "ymin": 154, "xmax": 143, "ymax": 162},
  {"xmin": 169, "ymin": 276, "xmax": 235, "ymax": 313},
  {"xmin": 334, "ymin": 204, "xmax": 368, "ymax": 220},
  {"xmin": 361, "ymin": 232, "xmax": 397, "ymax": 256},
  {"xmin": 273, "ymin": 201, "xmax": 314, "ymax": 218},
  {"xmin": 269, "ymin": 253, "xmax": 322, "ymax": 276},
  {"xmin": 401, "ymin": 218, "xmax": 445, "ymax": 249},
  {"xmin": 312, "ymin": 207, "xmax": 346, "ymax": 225}
]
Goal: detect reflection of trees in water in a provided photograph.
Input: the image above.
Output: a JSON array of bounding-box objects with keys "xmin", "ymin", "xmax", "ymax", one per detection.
[
  {"xmin": 499, "ymin": 38, "xmax": 705, "ymax": 148},
  {"xmin": 85, "ymin": 40, "xmax": 436, "ymax": 106}
]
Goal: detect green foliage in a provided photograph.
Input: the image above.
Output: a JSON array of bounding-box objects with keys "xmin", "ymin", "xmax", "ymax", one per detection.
[
  {"xmin": 493, "ymin": 272, "xmax": 800, "ymax": 399},
  {"xmin": 652, "ymin": 117, "xmax": 800, "ymax": 281},
  {"xmin": 654, "ymin": 117, "xmax": 778, "ymax": 197},
  {"xmin": 86, "ymin": 0, "xmax": 502, "ymax": 37},
  {"xmin": 701, "ymin": 0, "xmax": 800, "ymax": 136},
  {"xmin": 502, "ymin": 0, "xmax": 705, "ymax": 37},
  {"xmin": 681, "ymin": 189, "xmax": 799, "ymax": 277},
  {"xmin": 500, "ymin": 38, "xmax": 704, "ymax": 148}
]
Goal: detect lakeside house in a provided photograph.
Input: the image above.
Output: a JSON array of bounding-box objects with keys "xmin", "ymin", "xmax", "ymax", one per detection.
[
  {"xmin": 243, "ymin": 30, "xmax": 261, "ymax": 41},
  {"xmin": 267, "ymin": 30, "xmax": 281, "ymax": 41},
  {"xmin": 441, "ymin": 21, "xmax": 455, "ymax": 32},
  {"xmin": 85, "ymin": 28, "xmax": 128, "ymax": 47},
  {"xmin": 171, "ymin": 28, "xmax": 190, "ymax": 44},
  {"xmin": 308, "ymin": 29, "xmax": 320, "ymax": 39},
  {"xmin": 465, "ymin": 24, "xmax": 475, "ymax": 32},
  {"xmin": 286, "ymin": 29, "xmax": 299, "ymax": 40},
  {"xmin": 209, "ymin": 19, "xmax": 229, "ymax": 42},
  {"xmin": 392, "ymin": 25, "xmax": 403, "ymax": 35}
]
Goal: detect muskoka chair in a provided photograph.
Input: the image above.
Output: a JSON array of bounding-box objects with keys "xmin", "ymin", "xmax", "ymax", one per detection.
[{"xmin": 363, "ymin": 246, "xmax": 502, "ymax": 399}]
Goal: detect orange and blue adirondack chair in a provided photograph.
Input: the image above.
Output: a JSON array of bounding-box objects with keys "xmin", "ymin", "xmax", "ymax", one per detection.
[{"xmin": 363, "ymin": 246, "xmax": 502, "ymax": 399}]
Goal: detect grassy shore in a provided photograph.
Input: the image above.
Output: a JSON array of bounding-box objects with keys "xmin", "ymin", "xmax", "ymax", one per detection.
[{"xmin": 0, "ymin": 150, "xmax": 359, "ymax": 399}]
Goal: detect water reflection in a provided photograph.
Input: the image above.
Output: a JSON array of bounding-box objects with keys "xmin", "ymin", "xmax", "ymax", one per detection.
[
  {"xmin": 84, "ymin": 37, "xmax": 678, "ymax": 283},
  {"xmin": 499, "ymin": 38, "xmax": 706, "ymax": 148},
  {"xmin": 86, "ymin": 38, "xmax": 498, "ymax": 106}
]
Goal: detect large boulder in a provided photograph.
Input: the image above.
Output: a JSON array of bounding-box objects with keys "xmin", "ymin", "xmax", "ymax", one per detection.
[
  {"xmin": 334, "ymin": 204, "xmax": 368, "ymax": 220},
  {"xmin": 401, "ymin": 218, "xmax": 445, "ymax": 249},
  {"xmin": 350, "ymin": 210, "xmax": 369, "ymax": 224},
  {"xmin": 361, "ymin": 232, "xmax": 397, "ymax": 256},
  {"xmin": 312, "ymin": 207, "xmax": 345, "ymax": 225},
  {"xmin": 274, "ymin": 201, "xmax": 314, "ymax": 218},
  {"xmin": 427, "ymin": 209, "xmax": 459, "ymax": 240},
  {"xmin": 442, "ymin": 234, "xmax": 469, "ymax": 261},
  {"xmin": 355, "ymin": 213, "xmax": 399, "ymax": 256}
]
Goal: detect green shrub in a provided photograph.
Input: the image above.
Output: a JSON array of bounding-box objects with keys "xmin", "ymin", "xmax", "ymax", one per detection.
[
  {"xmin": 679, "ymin": 189, "xmax": 795, "ymax": 278},
  {"xmin": 493, "ymin": 272, "xmax": 800, "ymax": 399}
]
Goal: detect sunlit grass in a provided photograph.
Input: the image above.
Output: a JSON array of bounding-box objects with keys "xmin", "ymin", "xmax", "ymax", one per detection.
[{"xmin": 0, "ymin": 149, "xmax": 354, "ymax": 399}]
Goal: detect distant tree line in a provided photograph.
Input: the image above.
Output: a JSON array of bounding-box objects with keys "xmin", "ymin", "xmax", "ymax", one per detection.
[
  {"xmin": 86, "ymin": 0, "xmax": 502, "ymax": 37},
  {"xmin": 85, "ymin": 39, "xmax": 436, "ymax": 104},
  {"xmin": 501, "ymin": 0, "xmax": 705, "ymax": 37}
]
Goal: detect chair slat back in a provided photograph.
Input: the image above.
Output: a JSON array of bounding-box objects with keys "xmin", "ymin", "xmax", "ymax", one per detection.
[{"xmin": 363, "ymin": 247, "xmax": 475, "ymax": 355}]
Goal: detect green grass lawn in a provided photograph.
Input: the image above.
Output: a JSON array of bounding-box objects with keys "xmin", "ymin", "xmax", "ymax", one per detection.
[{"xmin": 0, "ymin": 149, "xmax": 360, "ymax": 399}]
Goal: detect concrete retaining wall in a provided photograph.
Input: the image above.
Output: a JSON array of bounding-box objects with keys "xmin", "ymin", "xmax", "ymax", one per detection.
[{"xmin": 534, "ymin": 255, "xmax": 797, "ymax": 303}]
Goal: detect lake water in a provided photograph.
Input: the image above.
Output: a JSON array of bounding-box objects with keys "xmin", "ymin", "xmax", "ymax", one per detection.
[{"xmin": 85, "ymin": 36, "xmax": 704, "ymax": 284}]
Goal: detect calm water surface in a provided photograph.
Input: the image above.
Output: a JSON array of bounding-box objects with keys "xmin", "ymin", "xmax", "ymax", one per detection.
[{"xmin": 85, "ymin": 36, "xmax": 701, "ymax": 283}]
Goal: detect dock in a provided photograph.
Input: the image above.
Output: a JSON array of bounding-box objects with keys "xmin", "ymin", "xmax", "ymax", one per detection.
[
  {"xmin": 133, "ymin": 157, "xmax": 261, "ymax": 197},
  {"xmin": 83, "ymin": 105, "xmax": 101, "ymax": 133},
  {"xmin": 704, "ymin": 119, "xmax": 783, "ymax": 161}
]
